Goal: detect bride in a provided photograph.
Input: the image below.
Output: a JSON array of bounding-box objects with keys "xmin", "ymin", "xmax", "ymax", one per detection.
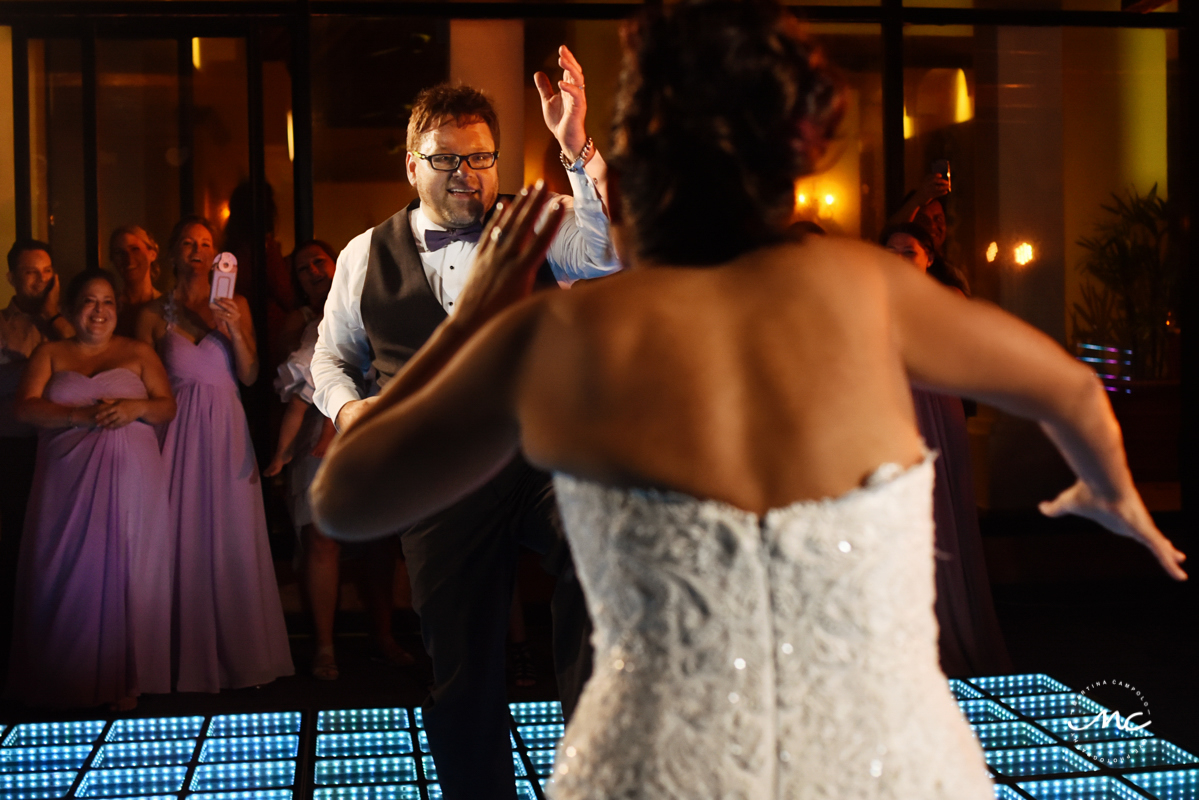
[{"xmin": 312, "ymin": 2, "xmax": 1186, "ymax": 797}]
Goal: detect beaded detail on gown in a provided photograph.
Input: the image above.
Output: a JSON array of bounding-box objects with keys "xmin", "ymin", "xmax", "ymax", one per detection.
[{"xmin": 549, "ymin": 455, "xmax": 994, "ymax": 800}]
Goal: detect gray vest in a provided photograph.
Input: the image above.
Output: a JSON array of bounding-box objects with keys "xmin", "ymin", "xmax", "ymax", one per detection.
[{"xmin": 361, "ymin": 197, "xmax": 557, "ymax": 386}]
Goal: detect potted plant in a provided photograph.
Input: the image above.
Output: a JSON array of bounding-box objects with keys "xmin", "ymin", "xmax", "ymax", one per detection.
[{"xmin": 1070, "ymin": 184, "xmax": 1181, "ymax": 485}]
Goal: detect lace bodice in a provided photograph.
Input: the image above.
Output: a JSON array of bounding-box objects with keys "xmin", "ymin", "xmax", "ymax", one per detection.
[{"xmin": 549, "ymin": 456, "xmax": 993, "ymax": 800}]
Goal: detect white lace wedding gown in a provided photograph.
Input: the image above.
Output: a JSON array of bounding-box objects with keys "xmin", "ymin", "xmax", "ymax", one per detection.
[{"xmin": 549, "ymin": 455, "xmax": 994, "ymax": 799}]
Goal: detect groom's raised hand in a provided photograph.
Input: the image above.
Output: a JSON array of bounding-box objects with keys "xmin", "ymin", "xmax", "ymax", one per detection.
[{"xmin": 535, "ymin": 45, "xmax": 589, "ymax": 161}]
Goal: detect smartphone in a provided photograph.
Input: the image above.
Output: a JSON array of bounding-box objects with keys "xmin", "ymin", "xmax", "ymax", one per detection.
[
  {"xmin": 931, "ymin": 159, "xmax": 951, "ymax": 181},
  {"xmin": 209, "ymin": 252, "xmax": 238, "ymax": 304}
]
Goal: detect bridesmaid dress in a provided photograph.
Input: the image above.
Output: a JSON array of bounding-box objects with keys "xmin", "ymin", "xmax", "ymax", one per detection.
[
  {"xmin": 158, "ymin": 306, "xmax": 294, "ymax": 692},
  {"xmin": 6, "ymin": 368, "xmax": 172, "ymax": 707},
  {"xmin": 912, "ymin": 388, "xmax": 1012, "ymax": 677}
]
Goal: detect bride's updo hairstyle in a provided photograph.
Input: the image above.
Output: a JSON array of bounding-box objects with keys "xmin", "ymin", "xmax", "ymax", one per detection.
[{"xmin": 611, "ymin": 0, "xmax": 844, "ymax": 265}]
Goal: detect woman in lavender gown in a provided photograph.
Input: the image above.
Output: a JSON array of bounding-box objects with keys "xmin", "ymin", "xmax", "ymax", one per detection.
[
  {"xmin": 137, "ymin": 216, "xmax": 294, "ymax": 692},
  {"xmin": 883, "ymin": 222, "xmax": 1011, "ymax": 676},
  {"xmin": 8, "ymin": 269, "xmax": 174, "ymax": 710}
]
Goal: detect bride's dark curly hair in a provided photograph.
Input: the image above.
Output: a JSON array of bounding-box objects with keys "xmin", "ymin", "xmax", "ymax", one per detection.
[{"xmin": 611, "ymin": 0, "xmax": 844, "ymax": 265}]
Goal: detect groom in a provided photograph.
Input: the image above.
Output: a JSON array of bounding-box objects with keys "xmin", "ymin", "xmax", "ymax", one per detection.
[{"xmin": 311, "ymin": 47, "xmax": 618, "ymax": 800}]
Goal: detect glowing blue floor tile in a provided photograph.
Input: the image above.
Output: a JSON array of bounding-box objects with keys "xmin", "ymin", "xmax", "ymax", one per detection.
[
  {"xmin": 974, "ymin": 722, "xmax": 1059, "ymax": 750},
  {"xmin": 425, "ymin": 785, "xmax": 440, "ymax": 800},
  {"xmin": 985, "ymin": 746, "xmax": 1102, "ymax": 778},
  {"xmin": 106, "ymin": 716, "xmax": 205, "ymax": 742},
  {"xmin": 1018, "ymin": 775, "xmax": 1153, "ymax": 799},
  {"xmin": 0, "ymin": 770, "xmax": 78, "ymax": 799},
  {"xmin": 3, "ymin": 720, "xmax": 106, "ymax": 747},
  {"xmin": 528, "ymin": 749, "xmax": 556, "ymax": 777},
  {"xmin": 317, "ymin": 709, "xmax": 410, "ymax": 734},
  {"xmin": 1004, "ymin": 694, "xmax": 1110, "ymax": 721},
  {"xmin": 509, "ymin": 702, "xmax": 564, "ymax": 726},
  {"xmin": 1040, "ymin": 717, "xmax": 1155, "ymax": 744},
  {"xmin": 515, "ymin": 779, "xmax": 537, "ymax": 800},
  {"xmin": 960, "ymin": 699, "xmax": 1020, "ymax": 724},
  {"xmin": 76, "ymin": 766, "xmax": 188, "ymax": 797},
  {"xmin": 1124, "ymin": 768, "xmax": 1199, "ymax": 799},
  {"xmin": 314, "ymin": 787, "xmax": 422, "ymax": 800},
  {"xmin": 517, "ymin": 724, "xmax": 565, "ymax": 748},
  {"xmin": 413, "ymin": 708, "xmax": 424, "ymax": 729},
  {"xmin": 0, "ymin": 744, "xmax": 93, "ymax": 773},
  {"xmin": 951, "ymin": 679, "xmax": 985, "ymax": 700},
  {"xmin": 316, "ymin": 732, "xmax": 414, "ymax": 758},
  {"xmin": 315, "ymin": 757, "xmax": 419, "ymax": 786},
  {"xmin": 190, "ymin": 761, "xmax": 297, "ymax": 792},
  {"xmin": 207, "ymin": 713, "xmax": 302, "ymax": 738},
  {"xmin": 1080, "ymin": 741, "xmax": 1199, "ymax": 771},
  {"xmin": 996, "ymin": 786, "xmax": 1032, "ymax": 799},
  {"xmin": 200, "ymin": 735, "xmax": 300, "ymax": 763},
  {"xmin": 187, "ymin": 792, "xmax": 294, "ymax": 800},
  {"xmin": 421, "ymin": 755, "xmax": 437, "ymax": 781},
  {"xmin": 971, "ymin": 675, "xmax": 1074, "ymax": 698},
  {"xmin": 91, "ymin": 740, "xmax": 197, "ymax": 768},
  {"xmin": 513, "ymin": 752, "xmax": 526, "ymax": 777}
]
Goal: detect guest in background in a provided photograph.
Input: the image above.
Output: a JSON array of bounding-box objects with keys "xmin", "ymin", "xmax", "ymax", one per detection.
[
  {"xmin": 8, "ymin": 269, "xmax": 173, "ymax": 710},
  {"xmin": 882, "ymin": 222, "xmax": 1011, "ymax": 676},
  {"xmin": 137, "ymin": 216, "xmax": 294, "ymax": 692},
  {"xmin": 109, "ymin": 225, "xmax": 164, "ymax": 336},
  {"xmin": 265, "ymin": 240, "xmax": 415, "ymax": 681},
  {"xmin": 0, "ymin": 239, "xmax": 74, "ymax": 672},
  {"xmin": 889, "ymin": 171, "xmax": 971, "ymax": 295},
  {"xmin": 224, "ymin": 181, "xmax": 296, "ymax": 370}
]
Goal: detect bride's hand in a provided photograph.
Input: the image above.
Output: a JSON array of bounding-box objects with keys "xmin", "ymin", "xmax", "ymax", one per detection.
[
  {"xmin": 451, "ymin": 181, "xmax": 564, "ymax": 330},
  {"xmin": 1040, "ymin": 480, "xmax": 1187, "ymax": 581}
]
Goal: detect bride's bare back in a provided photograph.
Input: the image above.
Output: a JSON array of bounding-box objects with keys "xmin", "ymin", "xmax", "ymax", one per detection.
[{"xmin": 518, "ymin": 237, "xmax": 925, "ymax": 513}]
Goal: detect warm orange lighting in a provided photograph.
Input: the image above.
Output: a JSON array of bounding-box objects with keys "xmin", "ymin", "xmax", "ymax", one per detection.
[
  {"xmin": 985, "ymin": 242, "xmax": 998, "ymax": 263},
  {"xmin": 192, "ymin": 38, "xmax": 202, "ymax": 71},
  {"xmin": 823, "ymin": 194, "xmax": 835, "ymax": 206},
  {"xmin": 1014, "ymin": 242, "xmax": 1034, "ymax": 266},
  {"xmin": 219, "ymin": 202, "xmax": 231, "ymax": 224},
  {"xmin": 287, "ymin": 111, "xmax": 295, "ymax": 162},
  {"xmin": 797, "ymin": 193, "xmax": 807, "ymax": 206}
]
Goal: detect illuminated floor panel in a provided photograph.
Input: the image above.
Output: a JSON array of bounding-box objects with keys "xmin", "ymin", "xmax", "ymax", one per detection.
[{"xmin": 1, "ymin": 673, "xmax": 1196, "ymax": 799}]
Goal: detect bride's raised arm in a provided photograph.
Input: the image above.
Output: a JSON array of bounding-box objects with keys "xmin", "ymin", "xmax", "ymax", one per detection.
[
  {"xmin": 880, "ymin": 245, "xmax": 1187, "ymax": 581},
  {"xmin": 311, "ymin": 185, "xmax": 564, "ymax": 542}
]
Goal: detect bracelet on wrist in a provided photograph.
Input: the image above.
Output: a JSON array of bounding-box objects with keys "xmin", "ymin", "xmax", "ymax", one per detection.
[{"xmin": 560, "ymin": 136, "xmax": 595, "ymax": 172}]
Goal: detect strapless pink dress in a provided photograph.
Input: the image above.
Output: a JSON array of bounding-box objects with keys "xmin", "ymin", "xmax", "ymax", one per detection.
[
  {"xmin": 158, "ymin": 328, "xmax": 294, "ymax": 692},
  {"xmin": 6, "ymin": 368, "xmax": 172, "ymax": 707}
]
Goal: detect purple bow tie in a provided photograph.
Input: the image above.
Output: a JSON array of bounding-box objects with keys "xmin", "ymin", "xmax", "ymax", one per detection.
[{"xmin": 424, "ymin": 224, "xmax": 484, "ymax": 251}]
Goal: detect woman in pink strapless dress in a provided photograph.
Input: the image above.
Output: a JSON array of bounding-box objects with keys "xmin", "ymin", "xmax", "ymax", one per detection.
[
  {"xmin": 7, "ymin": 270, "xmax": 175, "ymax": 710},
  {"xmin": 137, "ymin": 217, "xmax": 294, "ymax": 692}
]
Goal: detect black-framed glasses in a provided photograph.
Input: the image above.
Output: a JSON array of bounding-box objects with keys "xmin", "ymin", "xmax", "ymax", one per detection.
[{"xmin": 410, "ymin": 150, "xmax": 499, "ymax": 172}]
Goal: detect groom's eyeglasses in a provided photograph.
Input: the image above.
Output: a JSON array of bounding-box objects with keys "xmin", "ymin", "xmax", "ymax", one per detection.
[{"xmin": 411, "ymin": 151, "xmax": 499, "ymax": 172}]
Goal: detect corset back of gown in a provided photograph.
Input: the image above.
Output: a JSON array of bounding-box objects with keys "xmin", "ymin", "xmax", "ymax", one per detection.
[{"xmin": 550, "ymin": 456, "xmax": 993, "ymax": 800}]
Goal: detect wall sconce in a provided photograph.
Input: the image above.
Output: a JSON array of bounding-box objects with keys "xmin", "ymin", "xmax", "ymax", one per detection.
[
  {"xmin": 985, "ymin": 242, "xmax": 998, "ymax": 263},
  {"xmin": 192, "ymin": 38, "xmax": 202, "ymax": 71},
  {"xmin": 1014, "ymin": 242, "xmax": 1034, "ymax": 266}
]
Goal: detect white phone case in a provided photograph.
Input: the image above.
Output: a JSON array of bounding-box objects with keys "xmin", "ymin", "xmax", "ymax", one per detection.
[{"xmin": 210, "ymin": 252, "xmax": 238, "ymax": 304}]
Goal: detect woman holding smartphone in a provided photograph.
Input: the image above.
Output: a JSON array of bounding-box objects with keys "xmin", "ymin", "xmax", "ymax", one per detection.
[{"xmin": 137, "ymin": 216, "xmax": 293, "ymax": 693}]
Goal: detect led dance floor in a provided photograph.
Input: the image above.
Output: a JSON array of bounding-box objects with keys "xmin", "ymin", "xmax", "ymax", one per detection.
[{"xmin": 0, "ymin": 675, "xmax": 1195, "ymax": 799}]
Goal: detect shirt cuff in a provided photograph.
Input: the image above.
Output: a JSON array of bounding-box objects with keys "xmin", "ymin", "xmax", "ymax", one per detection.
[{"xmin": 325, "ymin": 385, "xmax": 363, "ymax": 431}]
